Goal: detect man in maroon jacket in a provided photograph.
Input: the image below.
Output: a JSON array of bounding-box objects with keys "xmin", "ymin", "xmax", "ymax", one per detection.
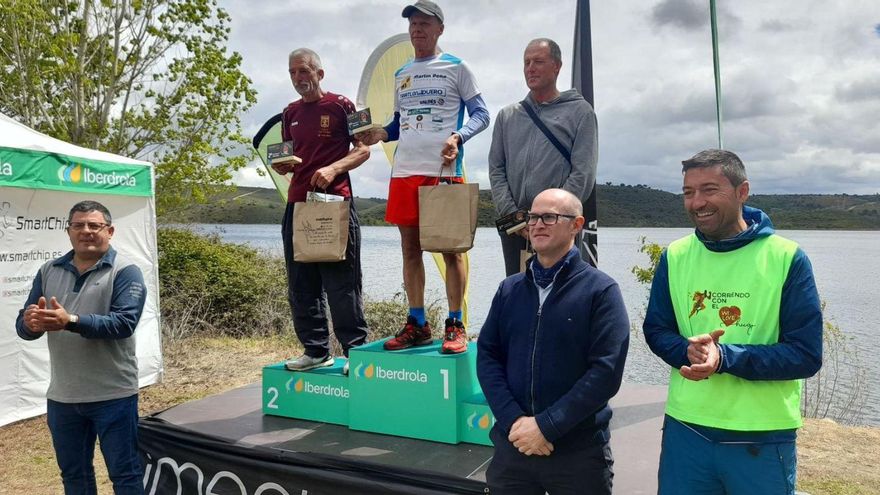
[{"xmin": 276, "ymin": 48, "xmax": 370, "ymax": 375}]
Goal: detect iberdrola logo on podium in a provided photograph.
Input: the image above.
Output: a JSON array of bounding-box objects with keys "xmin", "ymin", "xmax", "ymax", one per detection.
[
  {"xmin": 285, "ymin": 377, "xmax": 302, "ymax": 392},
  {"xmin": 353, "ymin": 362, "xmax": 376, "ymax": 379},
  {"xmin": 466, "ymin": 411, "xmax": 493, "ymax": 430},
  {"xmin": 286, "ymin": 377, "xmax": 348, "ymax": 398},
  {"xmin": 353, "ymin": 362, "xmax": 428, "ymax": 383}
]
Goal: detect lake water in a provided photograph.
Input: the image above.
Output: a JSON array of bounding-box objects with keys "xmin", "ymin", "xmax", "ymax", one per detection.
[{"xmin": 185, "ymin": 224, "xmax": 879, "ymax": 426}]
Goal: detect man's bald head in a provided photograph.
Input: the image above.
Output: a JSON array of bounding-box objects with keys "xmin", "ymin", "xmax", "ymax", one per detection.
[
  {"xmin": 533, "ymin": 188, "xmax": 582, "ymax": 216},
  {"xmin": 529, "ymin": 189, "xmax": 584, "ymax": 266}
]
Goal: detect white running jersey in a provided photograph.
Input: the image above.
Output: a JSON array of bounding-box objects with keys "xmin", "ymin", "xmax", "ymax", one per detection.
[{"xmin": 392, "ymin": 53, "xmax": 480, "ymax": 177}]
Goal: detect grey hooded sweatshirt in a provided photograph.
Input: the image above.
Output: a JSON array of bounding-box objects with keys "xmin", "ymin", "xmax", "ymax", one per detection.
[{"xmin": 488, "ymin": 89, "xmax": 598, "ymax": 216}]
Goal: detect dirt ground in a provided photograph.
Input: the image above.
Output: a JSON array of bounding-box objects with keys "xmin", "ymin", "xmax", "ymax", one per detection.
[
  {"xmin": 1, "ymin": 336, "xmax": 877, "ymax": 494},
  {"xmin": 798, "ymin": 418, "xmax": 880, "ymax": 494},
  {"xmin": 0, "ymin": 335, "xmax": 295, "ymax": 494}
]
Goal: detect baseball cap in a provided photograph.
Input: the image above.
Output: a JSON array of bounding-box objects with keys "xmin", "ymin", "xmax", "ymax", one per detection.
[{"xmin": 402, "ymin": 0, "xmax": 444, "ymax": 23}]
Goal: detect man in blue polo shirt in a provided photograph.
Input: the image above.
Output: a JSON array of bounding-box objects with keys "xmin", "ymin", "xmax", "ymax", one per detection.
[{"xmin": 16, "ymin": 200, "xmax": 147, "ymax": 495}]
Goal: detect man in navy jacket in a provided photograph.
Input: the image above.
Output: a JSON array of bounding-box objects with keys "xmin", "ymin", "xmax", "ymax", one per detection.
[{"xmin": 477, "ymin": 188, "xmax": 630, "ymax": 494}]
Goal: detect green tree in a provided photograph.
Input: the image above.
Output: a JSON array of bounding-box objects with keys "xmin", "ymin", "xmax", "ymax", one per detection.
[
  {"xmin": 631, "ymin": 236, "xmax": 663, "ymax": 284},
  {"xmin": 0, "ymin": 0, "xmax": 257, "ymax": 215}
]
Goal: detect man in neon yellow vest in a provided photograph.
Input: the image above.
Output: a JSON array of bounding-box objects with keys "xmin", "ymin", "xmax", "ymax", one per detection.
[{"xmin": 643, "ymin": 149, "xmax": 823, "ymax": 495}]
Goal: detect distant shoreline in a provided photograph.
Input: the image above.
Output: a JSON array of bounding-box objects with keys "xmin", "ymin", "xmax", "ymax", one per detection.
[{"xmin": 172, "ymin": 185, "xmax": 880, "ymax": 230}]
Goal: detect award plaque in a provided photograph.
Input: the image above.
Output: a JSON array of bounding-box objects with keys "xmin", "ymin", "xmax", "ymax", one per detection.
[
  {"xmin": 347, "ymin": 108, "xmax": 381, "ymax": 135},
  {"xmin": 495, "ymin": 209, "xmax": 528, "ymax": 235},
  {"xmin": 267, "ymin": 141, "xmax": 302, "ymax": 166}
]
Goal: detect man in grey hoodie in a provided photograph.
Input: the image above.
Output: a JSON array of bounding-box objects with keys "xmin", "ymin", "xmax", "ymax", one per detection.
[{"xmin": 489, "ymin": 38, "xmax": 598, "ymax": 276}]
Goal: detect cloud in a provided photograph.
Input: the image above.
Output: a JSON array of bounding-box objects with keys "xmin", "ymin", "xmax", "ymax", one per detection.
[
  {"xmin": 758, "ymin": 19, "xmax": 798, "ymax": 33},
  {"xmin": 835, "ymin": 74, "xmax": 880, "ymax": 103},
  {"xmin": 649, "ymin": 0, "xmax": 741, "ymax": 34},
  {"xmin": 231, "ymin": 163, "xmax": 273, "ymax": 188},
  {"xmin": 650, "ymin": 0, "xmax": 707, "ymax": 30},
  {"xmin": 223, "ymin": 1, "xmax": 880, "ymax": 196}
]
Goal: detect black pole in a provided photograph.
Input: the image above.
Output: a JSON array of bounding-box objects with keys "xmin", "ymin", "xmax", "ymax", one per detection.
[{"xmin": 572, "ymin": 0, "xmax": 599, "ymax": 267}]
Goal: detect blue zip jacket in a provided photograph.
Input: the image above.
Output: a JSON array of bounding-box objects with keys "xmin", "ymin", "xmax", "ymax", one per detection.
[
  {"xmin": 477, "ymin": 247, "xmax": 630, "ymax": 450},
  {"xmin": 643, "ymin": 206, "xmax": 823, "ymax": 441}
]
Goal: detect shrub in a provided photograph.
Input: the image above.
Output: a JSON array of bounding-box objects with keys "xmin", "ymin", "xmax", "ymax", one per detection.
[
  {"xmin": 801, "ymin": 313, "xmax": 867, "ymax": 424},
  {"xmin": 157, "ymin": 228, "xmax": 443, "ymax": 354},
  {"xmin": 158, "ymin": 228, "xmax": 291, "ymax": 337}
]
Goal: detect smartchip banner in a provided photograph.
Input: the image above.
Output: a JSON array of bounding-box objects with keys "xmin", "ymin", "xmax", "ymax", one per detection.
[{"xmin": 0, "ymin": 112, "xmax": 162, "ymax": 427}]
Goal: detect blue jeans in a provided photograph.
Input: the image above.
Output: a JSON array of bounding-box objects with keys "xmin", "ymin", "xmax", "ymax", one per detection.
[
  {"xmin": 47, "ymin": 394, "xmax": 143, "ymax": 495},
  {"xmin": 658, "ymin": 416, "xmax": 797, "ymax": 495}
]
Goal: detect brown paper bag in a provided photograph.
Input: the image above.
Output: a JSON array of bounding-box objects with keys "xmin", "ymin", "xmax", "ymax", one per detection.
[
  {"xmin": 292, "ymin": 199, "xmax": 350, "ymax": 262},
  {"xmin": 418, "ymin": 182, "xmax": 479, "ymax": 253}
]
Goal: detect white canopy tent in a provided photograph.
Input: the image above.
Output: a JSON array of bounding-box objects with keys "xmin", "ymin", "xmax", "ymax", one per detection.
[{"xmin": 0, "ymin": 112, "xmax": 162, "ymax": 426}]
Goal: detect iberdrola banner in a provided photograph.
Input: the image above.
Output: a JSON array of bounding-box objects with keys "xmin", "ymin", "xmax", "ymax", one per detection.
[{"xmin": 0, "ymin": 145, "xmax": 153, "ymax": 197}]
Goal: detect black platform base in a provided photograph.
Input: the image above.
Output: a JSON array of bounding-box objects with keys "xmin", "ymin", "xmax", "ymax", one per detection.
[{"xmin": 138, "ymin": 382, "xmax": 665, "ymax": 494}]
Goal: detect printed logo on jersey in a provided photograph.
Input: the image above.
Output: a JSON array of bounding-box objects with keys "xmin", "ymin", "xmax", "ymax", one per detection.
[
  {"xmin": 719, "ymin": 306, "xmax": 742, "ymax": 327},
  {"xmin": 686, "ymin": 290, "xmax": 754, "ymax": 334},
  {"xmin": 399, "ymin": 88, "xmax": 447, "ymax": 100},
  {"xmin": 689, "ymin": 291, "xmax": 709, "ymax": 317}
]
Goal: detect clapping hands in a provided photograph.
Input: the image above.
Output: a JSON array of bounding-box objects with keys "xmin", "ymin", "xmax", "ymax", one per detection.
[
  {"xmin": 23, "ymin": 296, "xmax": 72, "ymax": 333},
  {"xmin": 680, "ymin": 329, "xmax": 725, "ymax": 381}
]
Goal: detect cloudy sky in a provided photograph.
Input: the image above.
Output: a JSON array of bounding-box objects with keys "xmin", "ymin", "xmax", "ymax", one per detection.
[{"xmin": 224, "ymin": 0, "xmax": 880, "ymax": 197}]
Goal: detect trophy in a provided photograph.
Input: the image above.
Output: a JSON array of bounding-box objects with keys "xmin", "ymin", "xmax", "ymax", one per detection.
[
  {"xmin": 267, "ymin": 140, "xmax": 302, "ymax": 170},
  {"xmin": 495, "ymin": 209, "xmax": 529, "ymax": 235},
  {"xmin": 347, "ymin": 108, "xmax": 382, "ymax": 135}
]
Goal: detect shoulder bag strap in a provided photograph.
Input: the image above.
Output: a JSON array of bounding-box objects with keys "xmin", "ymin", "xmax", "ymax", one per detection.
[{"xmin": 520, "ymin": 99, "xmax": 571, "ymax": 164}]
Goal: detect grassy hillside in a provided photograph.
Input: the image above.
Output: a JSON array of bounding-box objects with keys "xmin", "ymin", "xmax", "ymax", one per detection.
[{"xmin": 174, "ymin": 185, "xmax": 880, "ymax": 230}]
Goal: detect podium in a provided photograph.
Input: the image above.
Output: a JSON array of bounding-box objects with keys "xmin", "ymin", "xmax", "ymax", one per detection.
[{"xmin": 262, "ymin": 338, "xmax": 494, "ymax": 446}]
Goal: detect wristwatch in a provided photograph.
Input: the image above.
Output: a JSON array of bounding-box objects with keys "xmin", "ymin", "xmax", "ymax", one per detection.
[{"xmin": 65, "ymin": 314, "xmax": 79, "ymax": 331}]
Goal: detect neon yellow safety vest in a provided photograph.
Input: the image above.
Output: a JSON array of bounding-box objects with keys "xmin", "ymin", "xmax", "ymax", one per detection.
[{"xmin": 665, "ymin": 234, "xmax": 803, "ymax": 431}]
